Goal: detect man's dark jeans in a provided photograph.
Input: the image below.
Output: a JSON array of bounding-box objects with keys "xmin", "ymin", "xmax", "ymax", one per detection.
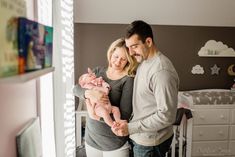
[{"xmin": 131, "ymin": 135, "xmax": 173, "ymax": 157}]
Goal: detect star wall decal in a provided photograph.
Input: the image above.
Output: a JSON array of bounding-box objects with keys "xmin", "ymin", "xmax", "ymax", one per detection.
[{"xmin": 210, "ymin": 64, "xmax": 220, "ymax": 75}]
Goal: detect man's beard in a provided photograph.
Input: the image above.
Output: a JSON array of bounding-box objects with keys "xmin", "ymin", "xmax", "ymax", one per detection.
[{"xmin": 134, "ymin": 55, "xmax": 143, "ymax": 63}]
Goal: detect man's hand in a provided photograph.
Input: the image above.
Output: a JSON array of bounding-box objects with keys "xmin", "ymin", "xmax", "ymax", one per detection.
[
  {"xmin": 85, "ymin": 99, "xmax": 100, "ymax": 121},
  {"xmin": 111, "ymin": 120, "xmax": 129, "ymax": 136}
]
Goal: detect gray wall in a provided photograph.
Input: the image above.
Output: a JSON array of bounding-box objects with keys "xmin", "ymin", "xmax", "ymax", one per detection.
[{"xmin": 74, "ymin": 23, "xmax": 235, "ymax": 91}]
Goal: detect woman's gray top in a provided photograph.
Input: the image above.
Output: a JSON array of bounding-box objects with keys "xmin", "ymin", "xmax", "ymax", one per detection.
[{"xmin": 73, "ymin": 66, "xmax": 134, "ymax": 151}]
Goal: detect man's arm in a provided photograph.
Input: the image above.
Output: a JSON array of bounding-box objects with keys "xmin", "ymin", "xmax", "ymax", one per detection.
[{"xmin": 128, "ymin": 70, "xmax": 179, "ymax": 134}]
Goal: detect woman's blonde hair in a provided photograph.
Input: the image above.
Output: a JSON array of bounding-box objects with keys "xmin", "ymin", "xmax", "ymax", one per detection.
[{"xmin": 107, "ymin": 38, "xmax": 138, "ymax": 77}]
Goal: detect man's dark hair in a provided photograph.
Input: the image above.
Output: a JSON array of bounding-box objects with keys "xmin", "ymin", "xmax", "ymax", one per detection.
[{"xmin": 125, "ymin": 20, "xmax": 154, "ymax": 43}]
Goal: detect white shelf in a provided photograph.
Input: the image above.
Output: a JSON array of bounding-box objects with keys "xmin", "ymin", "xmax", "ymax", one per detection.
[
  {"xmin": 199, "ymin": 55, "xmax": 235, "ymax": 57},
  {"xmin": 0, "ymin": 67, "xmax": 54, "ymax": 84}
]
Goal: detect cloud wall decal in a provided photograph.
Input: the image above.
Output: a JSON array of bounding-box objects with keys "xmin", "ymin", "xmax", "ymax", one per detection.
[{"xmin": 191, "ymin": 65, "xmax": 204, "ymax": 74}]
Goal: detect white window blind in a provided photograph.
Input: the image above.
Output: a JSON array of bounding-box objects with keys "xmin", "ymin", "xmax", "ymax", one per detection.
[{"xmin": 51, "ymin": 0, "xmax": 75, "ymax": 157}]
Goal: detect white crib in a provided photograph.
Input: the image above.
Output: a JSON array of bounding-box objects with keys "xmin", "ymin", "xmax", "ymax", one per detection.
[
  {"xmin": 168, "ymin": 113, "xmax": 192, "ymax": 157},
  {"xmin": 75, "ymin": 99, "xmax": 88, "ymax": 147}
]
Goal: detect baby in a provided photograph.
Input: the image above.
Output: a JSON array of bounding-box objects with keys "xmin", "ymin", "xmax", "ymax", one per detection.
[{"xmin": 79, "ymin": 68, "xmax": 121, "ymax": 127}]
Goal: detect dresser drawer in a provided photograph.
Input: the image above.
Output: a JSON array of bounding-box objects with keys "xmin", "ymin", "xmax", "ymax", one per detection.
[
  {"xmin": 193, "ymin": 125, "xmax": 229, "ymax": 141},
  {"xmin": 230, "ymin": 125, "xmax": 235, "ymax": 139},
  {"xmin": 192, "ymin": 141, "xmax": 228, "ymax": 156},
  {"xmin": 193, "ymin": 109, "xmax": 229, "ymax": 125},
  {"xmin": 229, "ymin": 141, "xmax": 235, "ymax": 155},
  {"xmin": 231, "ymin": 109, "xmax": 235, "ymax": 124}
]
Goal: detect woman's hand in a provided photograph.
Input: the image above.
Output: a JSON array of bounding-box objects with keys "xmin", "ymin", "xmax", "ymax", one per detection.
[
  {"xmin": 85, "ymin": 89, "xmax": 109, "ymax": 105},
  {"xmin": 111, "ymin": 120, "xmax": 129, "ymax": 136}
]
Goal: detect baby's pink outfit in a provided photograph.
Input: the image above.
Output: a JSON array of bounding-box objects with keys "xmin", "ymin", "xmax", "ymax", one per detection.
[{"xmin": 79, "ymin": 68, "xmax": 121, "ymax": 127}]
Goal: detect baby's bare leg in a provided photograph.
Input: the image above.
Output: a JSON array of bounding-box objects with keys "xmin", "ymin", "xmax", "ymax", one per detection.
[
  {"xmin": 86, "ymin": 100, "xmax": 101, "ymax": 121},
  {"xmin": 111, "ymin": 106, "xmax": 121, "ymax": 122},
  {"xmin": 95, "ymin": 105, "xmax": 114, "ymax": 127}
]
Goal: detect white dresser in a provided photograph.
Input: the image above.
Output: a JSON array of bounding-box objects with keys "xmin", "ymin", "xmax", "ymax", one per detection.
[{"xmin": 182, "ymin": 90, "xmax": 235, "ymax": 157}]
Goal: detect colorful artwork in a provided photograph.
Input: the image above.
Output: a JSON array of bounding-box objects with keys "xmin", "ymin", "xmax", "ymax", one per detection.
[
  {"xmin": 18, "ymin": 17, "xmax": 46, "ymax": 72},
  {"xmin": 44, "ymin": 26, "xmax": 53, "ymax": 68},
  {"xmin": 0, "ymin": 0, "xmax": 26, "ymax": 77}
]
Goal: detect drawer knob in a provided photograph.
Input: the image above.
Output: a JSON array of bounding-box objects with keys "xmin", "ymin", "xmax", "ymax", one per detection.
[
  {"xmin": 199, "ymin": 132, "xmax": 203, "ymax": 136},
  {"xmin": 220, "ymin": 115, "xmax": 225, "ymax": 119},
  {"xmin": 218, "ymin": 131, "xmax": 224, "ymax": 135},
  {"xmin": 199, "ymin": 116, "xmax": 205, "ymax": 119}
]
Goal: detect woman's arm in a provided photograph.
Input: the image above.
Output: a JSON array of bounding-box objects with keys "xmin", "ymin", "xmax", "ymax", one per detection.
[
  {"xmin": 73, "ymin": 84, "xmax": 104, "ymax": 119},
  {"xmin": 119, "ymin": 77, "xmax": 134, "ymax": 121},
  {"xmin": 73, "ymin": 84, "xmax": 86, "ymax": 100},
  {"xmin": 73, "ymin": 81, "xmax": 109, "ymax": 121}
]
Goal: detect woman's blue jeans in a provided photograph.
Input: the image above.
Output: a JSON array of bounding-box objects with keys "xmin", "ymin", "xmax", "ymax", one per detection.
[{"xmin": 131, "ymin": 135, "xmax": 173, "ymax": 157}]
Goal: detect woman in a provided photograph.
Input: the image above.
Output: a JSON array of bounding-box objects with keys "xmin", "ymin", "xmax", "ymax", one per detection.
[{"xmin": 74, "ymin": 38, "xmax": 138, "ymax": 157}]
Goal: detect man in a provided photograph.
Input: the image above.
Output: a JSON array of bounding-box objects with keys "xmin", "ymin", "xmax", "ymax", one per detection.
[{"xmin": 112, "ymin": 20, "xmax": 179, "ymax": 157}]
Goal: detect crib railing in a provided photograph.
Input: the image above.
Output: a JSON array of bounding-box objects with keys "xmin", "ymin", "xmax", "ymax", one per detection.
[{"xmin": 167, "ymin": 113, "xmax": 193, "ymax": 157}]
